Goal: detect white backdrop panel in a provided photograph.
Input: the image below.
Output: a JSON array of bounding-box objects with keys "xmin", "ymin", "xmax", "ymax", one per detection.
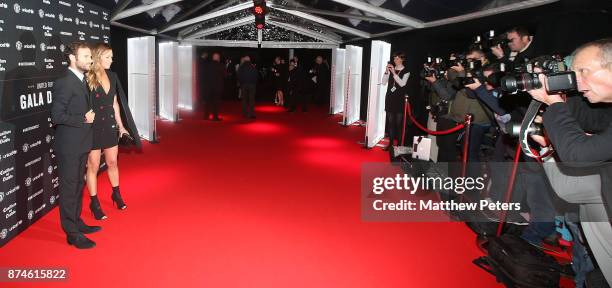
[
  {"xmin": 343, "ymin": 45, "xmax": 363, "ymax": 126},
  {"xmin": 158, "ymin": 42, "xmax": 178, "ymax": 122},
  {"xmin": 127, "ymin": 36, "xmax": 155, "ymax": 141},
  {"xmin": 365, "ymin": 40, "xmax": 391, "ymax": 148},
  {"xmin": 178, "ymin": 45, "xmax": 194, "ymax": 110},
  {"xmin": 330, "ymin": 48, "xmax": 346, "ymax": 114}
]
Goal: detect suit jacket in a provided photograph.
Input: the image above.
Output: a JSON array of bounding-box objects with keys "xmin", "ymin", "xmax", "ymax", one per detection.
[
  {"xmin": 498, "ymin": 38, "xmax": 539, "ymax": 69},
  {"xmin": 51, "ymin": 70, "xmax": 93, "ymax": 155},
  {"xmin": 237, "ymin": 62, "xmax": 258, "ymax": 85},
  {"xmin": 207, "ymin": 61, "xmax": 226, "ymax": 93}
]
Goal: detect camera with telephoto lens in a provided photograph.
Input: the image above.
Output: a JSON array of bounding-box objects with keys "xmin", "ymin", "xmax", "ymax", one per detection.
[
  {"xmin": 506, "ymin": 121, "xmax": 544, "ymax": 137},
  {"xmin": 480, "ymin": 62, "xmax": 508, "ymax": 88},
  {"xmin": 500, "ymin": 55, "xmax": 577, "ymax": 94}
]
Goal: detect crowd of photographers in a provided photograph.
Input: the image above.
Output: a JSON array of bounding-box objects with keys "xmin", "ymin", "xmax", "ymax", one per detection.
[{"xmin": 404, "ymin": 27, "xmax": 611, "ymax": 286}]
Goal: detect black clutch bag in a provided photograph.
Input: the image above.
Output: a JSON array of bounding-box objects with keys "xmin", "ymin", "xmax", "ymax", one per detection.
[{"xmin": 118, "ymin": 132, "xmax": 136, "ymax": 146}]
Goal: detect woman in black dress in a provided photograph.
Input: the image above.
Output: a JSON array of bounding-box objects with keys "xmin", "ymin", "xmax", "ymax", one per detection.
[
  {"xmin": 382, "ymin": 52, "xmax": 410, "ymax": 150},
  {"xmin": 85, "ymin": 43, "xmax": 130, "ymax": 220},
  {"xmin": 271, "ymin": 56, "xmax": 285, "ymax": 106}
]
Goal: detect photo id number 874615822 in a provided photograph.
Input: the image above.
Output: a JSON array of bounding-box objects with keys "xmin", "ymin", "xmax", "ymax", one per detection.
[{"xmin": 0, "ymin": 268, "xmax": 69, "ymax": 282}]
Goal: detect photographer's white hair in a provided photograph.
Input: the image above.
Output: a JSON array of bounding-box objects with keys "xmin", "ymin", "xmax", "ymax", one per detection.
[{"xmin": 575, "ymin": 38, "xmax": 612, "ymax": 70}]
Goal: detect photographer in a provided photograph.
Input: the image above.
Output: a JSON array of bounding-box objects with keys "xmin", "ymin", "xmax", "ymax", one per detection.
[
  {"xmin": 425, "ymin": 59, "xmax": 493, "ymax": 167},
  {"xmin": 491, "ymin": 26, "xmax": 537, "ymax": 69},
  {"xmin": 528, "ymin": 39, "xmax": 612, "ymax": 285},
  {"xmin": 464, "ymin": 63, "xmax": 559, "ymax": 244}
]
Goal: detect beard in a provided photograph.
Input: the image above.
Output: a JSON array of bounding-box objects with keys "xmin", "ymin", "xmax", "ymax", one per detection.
[{"xmin": 77, "ymin": 60, "xmax": 92, "ymax": 72}]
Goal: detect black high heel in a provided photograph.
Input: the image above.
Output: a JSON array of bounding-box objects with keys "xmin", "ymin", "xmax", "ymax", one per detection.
[
  {"xmin": 89, "ymin": 195, "xmax": 107, "ymax": 220},
  {"xmin": 111, "ymin": 187, "xmax": 127, "ymax": 210}
]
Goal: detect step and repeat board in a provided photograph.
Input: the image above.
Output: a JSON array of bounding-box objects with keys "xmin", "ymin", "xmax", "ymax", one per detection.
[{"xmin": 0, "ymin": 0, "xmax": 110, "ymax": 247}]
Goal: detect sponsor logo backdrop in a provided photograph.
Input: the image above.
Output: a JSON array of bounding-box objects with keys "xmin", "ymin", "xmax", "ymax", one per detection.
[{"xmin": 0, "ymin": 0, "xmax": 110, "ymax": 247}]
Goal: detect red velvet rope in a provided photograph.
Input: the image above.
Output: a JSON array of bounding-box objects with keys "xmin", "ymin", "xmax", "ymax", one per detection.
[{"xmin": 404, "ymin": 101, "xmax": 466, "ymax": 135}]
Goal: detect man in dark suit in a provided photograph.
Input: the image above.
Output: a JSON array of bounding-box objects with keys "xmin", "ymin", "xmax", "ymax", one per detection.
[
  {"xmin": 237, "ymin": 55, "xmax": 258, "ymax": 119},
  {"xmin": 203, "ymin": 52, "xmax": 226, "ymax": 121},
  {"xmin": 198, "ymin": 52, "xmax": 210, "ymax": 112},
  {"xmin": 51, "ymin": 42, "xmax": 100, "ymax": 249},
  {"xmin": 310, "ymin": 56, "xmax": 331, "ymax": 105},
  {"xmin": 287, "ymin": 59, "xmax": 309, "ymax": 112}
]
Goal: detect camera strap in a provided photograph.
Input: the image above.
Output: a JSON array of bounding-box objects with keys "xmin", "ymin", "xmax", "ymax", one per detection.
[{"xmin": 519, "ymin": 100, "xmax": 545, "ymax": 159}]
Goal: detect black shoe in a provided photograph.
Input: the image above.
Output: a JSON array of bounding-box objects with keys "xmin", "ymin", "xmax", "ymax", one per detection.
[
  {"xmin": 89, "ymin": 195, "xmax": 107, "ymax": 220},
  {"xmin": 111, "ymin": 189, "xmax": 127, "ymax": 210},
  {"xmin": 67, "ymin": 234, "xmax": 96, "ymax": 249},
  {"xmin": 249, "ymin": 115, "xmax": 256, "ymax": 119},
  {"xmin": 212, "ymin": 117, "xmax": 223, "ymax": 121},
  {"xmin": 287, "ymin": 109, "xmax": 295, "ymax": 112},
  {"xmin": 78, "ymin": 224, "xmax": 102, "ymax": 234}
]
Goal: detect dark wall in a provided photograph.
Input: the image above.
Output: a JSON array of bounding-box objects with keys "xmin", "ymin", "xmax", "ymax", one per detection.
[{"xmin": 347, "ymin": 0, "xmax": 612, "ymax": 120}]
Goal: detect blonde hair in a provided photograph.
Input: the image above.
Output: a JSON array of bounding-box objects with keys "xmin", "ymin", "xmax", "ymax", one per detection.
[{"xmin": 86, "ymin": 43, "xmax": 112, "ymax": 91}]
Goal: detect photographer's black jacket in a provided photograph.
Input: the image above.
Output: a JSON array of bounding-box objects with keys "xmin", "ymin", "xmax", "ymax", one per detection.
[
  {"xmin": 497, "ymin": 38, "xmax": 539, "ymax": 70},
  {"xmin": 543, "ymin": 97, "xmax": 612, "ymax": 219}
]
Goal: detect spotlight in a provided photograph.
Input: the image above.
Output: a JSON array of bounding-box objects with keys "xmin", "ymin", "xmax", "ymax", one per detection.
[{"xmin": 253, "ymin": 0, "xmax": 266, "ymax": 30}]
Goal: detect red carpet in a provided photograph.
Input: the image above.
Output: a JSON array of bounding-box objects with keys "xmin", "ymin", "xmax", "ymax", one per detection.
[{"xmin": 0, "ymin": 101, "xmax": 501, "ymax": 287}]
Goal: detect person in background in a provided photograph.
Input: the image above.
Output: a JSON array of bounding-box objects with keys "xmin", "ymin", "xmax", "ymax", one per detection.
[
  {"xmin": 198, "ymin": 52, "xmax": 210, "ymax": 110},
  {"xmin": 287, "ymin": 59, "xmax": 308, "ymax": 112},
  {"xmin": 237, "ymin": 55, "xmax": 258, "ymax": 119},
  {"xmin": 271, "ymin": 56, "xmax": 285, "ymax": 106},
  {"xmin": 382, "ymin": 52, "xmax": 410, "ymax": 150},
  {"xmin": 311, "ymin": 56, "xmax": 331, "ymax": 105},
  {"xmin": 203, "ymin": 52, "xmax": 225, "ymax": 121}
]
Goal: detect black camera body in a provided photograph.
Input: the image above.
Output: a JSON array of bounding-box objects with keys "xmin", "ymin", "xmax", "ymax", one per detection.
[
  {"xmin": 500, "ymin": 55, "xmax": 577, "ymax": 94},
  {"xmin": 428, "ymin": 100, "xmax": 450, "ymax": 120},
  {"xmin": 471, "ymin": 30, "xmax": 510, "ymax": 51},
  {"xmin": 455, "ymin": 59, "xmax": 486, "ymax": 88},
  {"xmin": 420, "ymin": 57, "xmax": 447, "ymax": 79}
]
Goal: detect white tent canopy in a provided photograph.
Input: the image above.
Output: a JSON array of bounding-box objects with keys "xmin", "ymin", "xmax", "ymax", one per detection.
[{"xmin": 105, "ymin": 0, "xmax": 559, "ymax": 47}]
